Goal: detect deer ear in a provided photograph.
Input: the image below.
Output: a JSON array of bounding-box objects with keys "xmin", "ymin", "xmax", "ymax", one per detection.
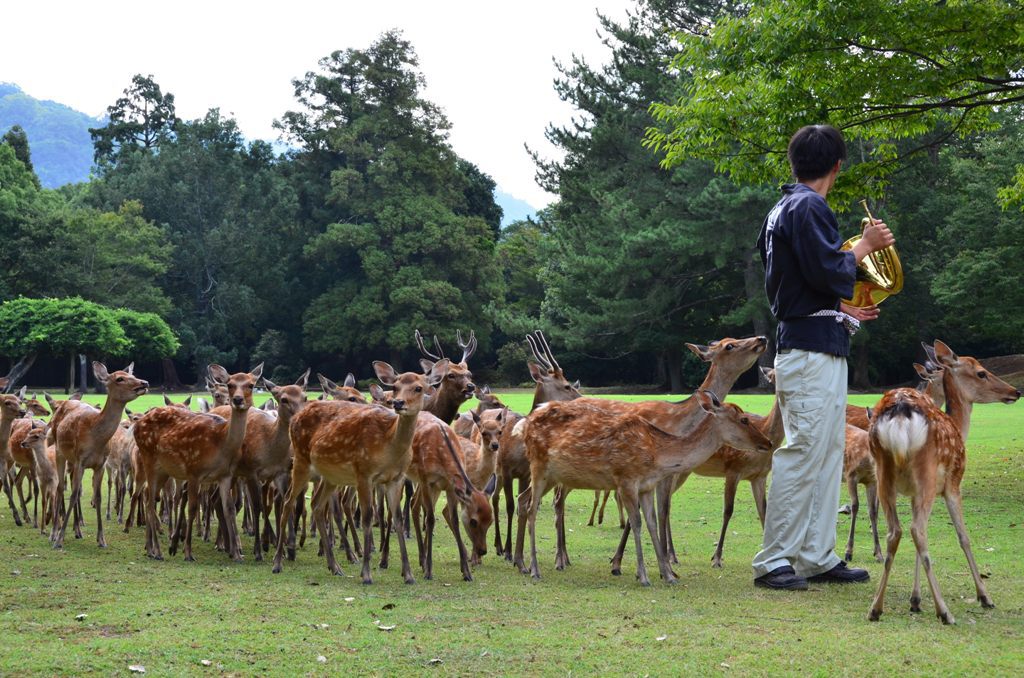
[
  {"xmin": 373, "ymin": 361, "xmax": 399, "ymax": 386},
  {"xmin": 295, "ymin": 368, "xmax": 310, "ymax": 389},
  {"xmin": 124, "ymin": 362, "xmax": 135, "ymax": 375},
  {"xmin": 696, "ymin": 389, "xmax": 721, "ymax": 412},
  {"xmin": 932, "ymin": 340, "xmax": 959, "ymax": 367},
  {"xmin": 572, "ymin": 379, "xmax": 581, "ymax": 390},
  {"xmin": 369, "ymin": 383, "xmax": 386, "ymax": 401},
  {"xmin": 93, "ymin": 362, "xmax": 111, "ymax": 384},
  {"xmin": 427, "ymin": 359, "xmax": 451, "ymax": 386},
  {"xmin": 317, "ymin": 373, "xmax": 337, "ymax": 393},
  {"xmin": 480, "ymin": 384, "xmax": 491, "ymax": 395},
  {"xmin": 343, "ymin": 372, "xmax": 356, "ymax": 388},
  {"xmin": 527, "ymin": 362, "xmax": 546, "ymax": 382},
  {"xmin": 685, "ymin": 343, "xmax": 712, "ymax": 362},
  {"xmin": 163, "ymin": 394, "xmax": 173, "ymax": 406},
  {"xmin": 471, "ymin": 410, "xmax": 481, "ymax": 425},
  {"xmin": 17, "ymin": 385, "xmax": 27, "ymax": 399},
  {"xmin": 249, "ymin": 363, "xmax": 264, "ymax": 380},
  {"xmin": 912, "ymin": 363, "xmax": 930, "ymax": 379},
  {"xmin": 419, "ymin": 358, "xmax": 436, "ymax": 375},
  {"xmin": 262, "ymin": 378, "xmax": 279, "ymax": 395},
  {"xmin": 71, "ymin": 391, "xmax": 83, "ymax": 401},
  {"xmin": 483, "ymin": 473, "xmax": 497, "ymax": 496},
  {"xmin": 208, "ymin": 365, "xmax": 229, "ymax": 385}
]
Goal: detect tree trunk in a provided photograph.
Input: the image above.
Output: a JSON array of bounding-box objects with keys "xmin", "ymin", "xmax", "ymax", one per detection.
[
  {"xmin": 852, "ymin": 342, "xmax": 871, "ymax": 390},
  {"xmin": 79, "ymin": 354, "xmax": 90, "ymax": 394},
  {"xmin": 2, "ymin": 353, "xmax": 37, "ymax": 392},
  {"xmin": 654, "ymin": 352, "xmax": 667, "ymax": 390},
  {"xmin": 666, "ymin": 350, "xmax": 684, "ymax": 395},
  {"xmin": 744, "ymin": 247, "xmax": 775, "ymax": 387},
  {"xmin": 162, "ymin": 358, "xmax": 185, "ymax": 391},
  {"xmin": 66, "ymin": 353, "xmax": 75, "ymax": 395}
]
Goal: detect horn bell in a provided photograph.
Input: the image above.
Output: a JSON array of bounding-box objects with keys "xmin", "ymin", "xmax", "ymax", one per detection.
[{"xmin": 840, "ymin": 217, "xmax": 904, "ymax": 308}]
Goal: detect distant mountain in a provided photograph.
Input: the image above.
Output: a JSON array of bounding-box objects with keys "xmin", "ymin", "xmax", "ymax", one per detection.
[
  {"xmin": 495, "ymin": 190, "xmax": 537, "ymax": 226},
  {"xmin": 0, "ymin": 83, "xmax": 101, "ymax": 188}
]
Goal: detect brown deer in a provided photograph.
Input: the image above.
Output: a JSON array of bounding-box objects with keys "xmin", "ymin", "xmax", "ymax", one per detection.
[
  {"xmin": 51, "ymin": 363, "xmax": 148, "ymax": 549},
  {"xmin": 452, "ymin": 385, "xmax": 506, "ymax": 438},
  {"xmin": 415, "ymin": 329, "xmax": 477, "ymax": 424},
  {"xmin": 406, "ymin": 418, "xmax": 496, "ymax": 579},
  {"xmin": 530, "ymin": 336, "xmax": 767, "ymax": 572},
  {"xmin": 493, "ymin": 330, "xmax": 582, "ymax": 559},
  {"xmin": 521, "ymin": 390, "xmax": 773, "ymax": 585},
  {"xmin": 233, "ymin": 370, "xmax": 310, "ymax": 560},
  {"xmin": 318, "ymin": 372, "xmax": 367, "ymax": 402},
  {"xmin": 7, "ymin": 395, "xmax": 51, "ymax": 525},
  {"xmin": 0, "ymin": 387, "xmax": 28, "ymax": 525},
  {"xmin": 867, "ymin": 340, "xmax": 1019, "ymax": 625},
  {"xmin": 20, "ymin": 421, "xmax": 57, "ymax": 535},
  {"xmin": 133, "ymin": 364, "xmax": 262, "ymax": 561},
  {"xmin": 272, "ymin": 360, "xmax": 449, "ymax": 583}
]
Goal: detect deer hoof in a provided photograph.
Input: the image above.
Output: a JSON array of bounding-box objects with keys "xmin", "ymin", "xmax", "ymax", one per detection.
[
  {"xmin": 610, "ymin": 567, "xmax": 622, "ymax": 576},
  {"xmin": 868, "ymin": 609, "xmax": 882, "ymax": 622},
  {"xmin": 981, "ymin": 597, "xmax": 995, "ymax": 609},
  {"xmin": 272, "ymin": 564, "xmax": 282, "ymax": 574},
  {"xmin": 939, "ymin": 611, "xmax": 956, "ymax": 625},
  {"xmin": 287, "ymin": 548, "xmax": 296, "ymax": 561}
]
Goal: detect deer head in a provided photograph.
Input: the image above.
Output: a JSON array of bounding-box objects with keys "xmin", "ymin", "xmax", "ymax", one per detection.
[
  {"xmin": 94, "ymin": 362, "xmax": 149, "ymax": 403},
  {"xmin": 206, "ymin": 375, "xmax": 230, "ymax": 407},
  {"xmin": 695, "ymin": 390, "xmax": 773, "ymax": 453},
  {"xmin": 262, "ymin": 373, "xmax": 310, "ymax": 421},
  {"xmin": 526, "ymin": 330, "xmax": 581, "ymax": 405},
  {"xmin": 24, "ymin": 393, "xmax": 49, "ymax": 417},
  {"xmin": 373, "ymin": 360, "xmax": 448, "ymax": 416},
  {"xmin": 929, "ymin": 340, "xmax": 1020, "ymax": 405},
  {"xmin": 415, "ymin": 330, "xmax": 477, "ymax": 402},
  {"xmin": 209, "ymin": 363, "xmax": 263, "ymax": 411},
  {"xmin": 439, "ymin": 425, "xmax": 494, "ymax": 558},
  {"xmin": 913, "ymin": 361, "xmax": 946, "ymax": 407},
  {"xmin": 318, "ymin": 372, "xmax": 366, "ymax": 403},
  {"xmin": 368, "ymin": 383, "xmax": 394, "ymax": 409},
  {"xmin": 471, "ymin": 408, "xmax": 504, "ymax": 453},
  {"xmin": 19, "ymin": 420, "xmax": 48, "ymax": 449},
  {"xmin": 163, "ymin": 394, "xmax": 192, "ymax": 409},
  {"xmin": 0, "ymin": 386, "xmax": 27, "ymax": 420}
]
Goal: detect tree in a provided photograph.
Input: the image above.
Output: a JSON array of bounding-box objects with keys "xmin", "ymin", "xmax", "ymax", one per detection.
[
  {"xmin": 2, "ymin": 125, "xmax": 39, "ymax": 187},
  {"xmin": 112, "ymin": 308, "xmax": 179, "ymax": 363},
  {"xmin": 0, "ymin": 297, "xmax": 128, "ymax": 392},
  {"xmin": 89, "ymin": 74, "xmax": 178, "ymax": 166},
  {"xmin": 281, "ymin": 32, "xmax": 503, "ymax": 365},
  {"xmin": 646, "ymin": 0, "xmax": 1024, "ymax": 206}
]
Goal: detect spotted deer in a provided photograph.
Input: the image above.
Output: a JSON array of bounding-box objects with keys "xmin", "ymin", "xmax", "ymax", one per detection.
[
  {"xmin": 51, "ymin": 363, "xmax": 148, "ymax": 549},
  {"xmin": 494, "ymin": 330, "xmax": 581, "ymax": 560},
  {"xmin": 867, "ymin": 340, "xmax": 1020, "ymax": 625},
  {"xmin": 523, "ymin": 336, "xmax": 767, "ymax": 573},
  {"xmin": 415, "ymin": 329, "xmax": 477, "ymax": 424},
  {"xmin": 272, "ymin": 360, "xmax": 449, "ymax": 583},
  {"xmin": 521, "ymin": 390, "xmax": 773, "ymax": 585},
  {"xmin": 133, "ymin": 364, "xmax": 262, "ymax": 561},
  {"xmin": 317, "ymin": 373, "xmax": 366, "ymax": 402}
]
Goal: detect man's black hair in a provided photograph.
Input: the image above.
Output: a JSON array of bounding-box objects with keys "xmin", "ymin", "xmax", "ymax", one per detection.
[{"xmin": 787, "ymin": 125, "xmax": 847, "ymax": 181}]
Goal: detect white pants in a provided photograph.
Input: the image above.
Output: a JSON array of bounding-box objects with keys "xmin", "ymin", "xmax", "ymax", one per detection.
[{"xmin": 752, "ymin": 349, "xmax": 846, "ymax": 578}]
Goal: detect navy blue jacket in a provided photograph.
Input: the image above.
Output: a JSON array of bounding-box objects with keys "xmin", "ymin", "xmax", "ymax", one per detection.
[{"xmin": 756, "ymin": 183, "xmax": 857, "ymax": 356}]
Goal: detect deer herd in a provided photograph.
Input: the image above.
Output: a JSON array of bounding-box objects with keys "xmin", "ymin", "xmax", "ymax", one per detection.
[{"xmin": 0, "ymin": 330, "xmax": 1017, "ymax": 625}]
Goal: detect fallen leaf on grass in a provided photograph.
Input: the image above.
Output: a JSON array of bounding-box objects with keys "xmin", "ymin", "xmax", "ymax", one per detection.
[
  {"xmin": 656, "ymin": 635, "xmax": 668, "ymax": 641},
  {"xmin": 720, "ymin": 662, "xmax": 731, "ymax": 669},
  {"xmin": 382, "ymin": 603, "xmax": 395, "ymax": 610},
  {"xmin": 129, "ymin": 665, "xmax": 146, "ymax": 674},
  {"xmin": 343, "ymin": 597, "xmax": 355, "ymax": 602},
  {"xmin": 427, "ymin": 658, "xmax": 444, "ymax": 666},
  {"xmin": 317, "ymin": 655, "xmax": 327, "ymax": 663},
  {"xmin": 376, "ymin": 624, "xmax": 397, "ymax": 631},
  {"xmin": 75, "ymin": 614, "xmax": 87, "ymax": 621},
  {"xmin": 200, "ymin": 660, "xmax": 212, "ymax": 667}
]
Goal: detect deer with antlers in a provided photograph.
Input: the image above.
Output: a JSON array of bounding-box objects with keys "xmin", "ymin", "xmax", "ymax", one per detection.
[
  {"xmin": 492, "ymin": 330, "xmax": 581, "ymax": 560},
  {"xmin": 521, "ymin": 390, "xmax": 773, "ymax": 585},
  {"xmin": 133, "ymin": 364, "xmax": 262, "ymax": 561},
  {"xmin": 415, "ymin": 329, "xmax": 478, "ymax": 424},
  {"xmin": 272, "ymin": 360, "xmax": 448, "ymax": 583},
  {"xmin": 51, "ymin": 363, "xmax": 149, "ymax": 549},
  {"xmin": 868, "ymin": 340, "xmax": 1019, "ymax": 625}
]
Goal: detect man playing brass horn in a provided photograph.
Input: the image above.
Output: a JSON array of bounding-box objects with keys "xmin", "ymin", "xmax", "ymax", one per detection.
[{"xmin": 753, "ymin": 125, "xmax": 894, "ymax": 590}]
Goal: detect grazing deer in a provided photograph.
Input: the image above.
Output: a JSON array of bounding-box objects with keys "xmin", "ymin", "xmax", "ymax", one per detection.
[
  {"xmin": 521, "ymin": 390, "xmax": 773, "ymax": 585},
  {"xmin": 272, "ymin": 360, "xmax": 449, "ymax": 583},
  {"xmin": 0, "ymin": 387, "xmax": 28, "ymax": 525},
  {"xmin": 867, "ymin": 340, "xmax": 1020, "ymax": 625},
  {"xmin": 318, "ymin": 372, "xmax": 367, "ymax": 402},
  {"xmin": 415, "ymin": 329, "xmax": 477, "ymax": 424},
  {"xmin": 453, "ymin": 386, "xmax": 505, "ymax": 438},
  {"xmin": 406, "ymin": 418, "xmax": 496, "ymax": 579},
  {"xmin": 528, "ymin": 336, "xmax": 767, "ymax": 572},
  {"xmin": 20, "ymin": 421, "xmax": 57, "ymax": 535},
  {"xmin": 494, "ymin": 330, "xmax": 582, "ymax": 559},
  {"xmin": 233, "ymin": 370, "xmax": 310, "ymax": 560},
  {"xmin": 133, "ymin": 364, "xmax": 262, "ymax": 561},
  {"xmin": 51, "ymin": 363, "xmax": 148, "ymax": 549}
]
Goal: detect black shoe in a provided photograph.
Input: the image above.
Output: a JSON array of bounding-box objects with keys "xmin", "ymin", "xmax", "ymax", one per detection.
[
  {"xmin": 754, "ymin": 565, "xmax": 808, "ymax": 591},
  {"xmin": 807, "ymin": 561, "xmax": 870, "ymax": 584}
]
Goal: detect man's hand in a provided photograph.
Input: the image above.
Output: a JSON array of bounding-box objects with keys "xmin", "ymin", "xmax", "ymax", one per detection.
[
  {"xmin": 841, "ymin": 302, "xmax": 880, "ymax": 322},
  {"xmin": 852, "ymin": 218, "xmax": 895, "ymax": 264}
]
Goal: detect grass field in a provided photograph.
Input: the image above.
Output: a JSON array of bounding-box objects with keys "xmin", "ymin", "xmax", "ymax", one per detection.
[{"xmin": 1, "ymin": 391, "xmax": 1022, "ymax": 675}]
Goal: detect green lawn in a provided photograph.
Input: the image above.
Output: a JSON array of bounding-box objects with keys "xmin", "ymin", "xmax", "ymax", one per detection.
[{"xmin": 1, "ymin": 391, "xmax": 1022, "ymax": 675}]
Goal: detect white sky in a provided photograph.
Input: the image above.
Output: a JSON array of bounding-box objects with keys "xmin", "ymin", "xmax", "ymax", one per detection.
[{"xmin": 3, "ymin": 1, "xmax": 633, "ymax": 209}]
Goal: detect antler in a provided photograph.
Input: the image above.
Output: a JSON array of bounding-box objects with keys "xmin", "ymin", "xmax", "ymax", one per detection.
[
  {"xmin": 456, "ymin": 329, "xmax": 477, "ymax": 364},
  {"xmin": 415, "ymin": 329, "xmax": 445, "ymax": 361},
  {"xmin": 525, "ymin": 332, "xmax": 552, "ymax": 371},
  {"xmin": 534, "ymin": 330, "xmax": 562, "ymax": 372}
]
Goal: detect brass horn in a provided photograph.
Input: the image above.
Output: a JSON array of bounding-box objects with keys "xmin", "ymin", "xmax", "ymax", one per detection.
[{"xmin": 840, "ymin": 200, "xmax": 903, "ymax": 308}]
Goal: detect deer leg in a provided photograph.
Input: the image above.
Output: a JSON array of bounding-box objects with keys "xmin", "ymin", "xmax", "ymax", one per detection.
[
  {"xmin": 2, "ymin": 465, "xmax": 24, "ymax": 527},
  {"xmin": 272, "ymin": 461, "xmax": 309, "ymax": 574},
  {"xmin": 909, "ymin": 491, "xmax": 953, "ymax": 624},
  {"xmin": 411, "ymin": 488, "xmax": 426, "ymax": 571},
  {"xmin": 356, "ymin": 479, "xmax": 376, "ymax": 584},
  {"xmin": 14, "ymin": 466, "xmax": 31, "ymax": 524},
  {"xmin": 553, "ymin": 485, "xmax": 570, "ymax": 570},
  {"xmin": 217, "ymin": 478, "xmax": 243, "ymax": 562},
  {"xmin": 341, "ymin": 490, "xmax": 362, "ymax": 559},
  {"xmin": 503, "ymin": 475, "xmax": 516, "ymax": 562},
  {"xmin": 445, "ymin": 491, "xmax": 474, "ymax": 582},
  {"xmin": 844, "ymin": 476, "xmax": 860, "ymax": 562},
  {"xmin": 144, "ymin": 471, "xmax": 167, "ymax": 560},
  {"xmin": 330, "ymin": 492, "xmax": 354, "ymax": 563},
  {"xmin": 514, "ymin": 484, "xmax": 531, "ymax": 573},
  {"xmin": 750, "ymin": 476, "xmax": 767, "ymax": 528},
  {"xmin": 945, "ymin": 488, "xmax": 994, "ymax": 610},
  {"xmin": 33, "ymin": 473, "xmax": 40, "ymax": 529},
  {"xmin": 424, "ymin": 494, "xmax": 437, "ymax": 581},
  {"xmin": 712, "ymin": 474, "xmax": 739, "ymax": 568},
  {"xmin": 183, "ymin": 481, "xmax": 200, "ymax": 562},
  {"xmin": 910, "ymin": 551, "xmax": 923, "ymax": 613},
  {"xmin": 385, "ymin": 478, "xmax": 414, "ymax": 584},
  {"xmin": 866, "ymin": 482, "xmax": 883, "ymax": 563},
  {"xmin": 492, "ymin": 473, "xmax": 503, "ymax": 554},
  {"xmin": 54, "ymin": 463, "xmax": 84, "ymax": 549},
  {"xmin": 598, "ymin": 489, "xmax": 612, "ymax": 525},
  {"xmin": 313, "ymin": 481, "xmax": 342, "ymax": 576},
  {"xmin": 169, "ymin": 482, "xmax": 189, "ymax": 556},
  {"xmin": 587, "ymin": 490, "xmax": 600, "ymax": 527},
  {"xmin": 527, "ymin": 478, "xmax": 548, "ymax": 580},
  {"xmin": 616, "ymin": 488, "xmax": 649, "ymax": 586},
  {"xmin": 379, "ymin": 494, "xmax": 393, "ymax": 571},
  {"xmin": 105, "ymin": 468, "xmax": 112, "ymax": 521},
  {"xmin": 244, "ymin": 478, "xmax": 264, "ymax": 562},
  {"xmin": 50, "ymin": 459, "xmax": 66, "ymax": 544},
  {"xmin": 662, "ymin": 475, "xmax": 682, "ymax": 565},
  {"xmin": 639, "ymin": 489, "xmax": 674, "ymax": 583},
  {"xmin": 91, "ymin": 465, "xmax": 107, "ymax": 548},
  {"xmin": 868, "ymin": 480, "xmax": 900, "ymax": 622}
]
